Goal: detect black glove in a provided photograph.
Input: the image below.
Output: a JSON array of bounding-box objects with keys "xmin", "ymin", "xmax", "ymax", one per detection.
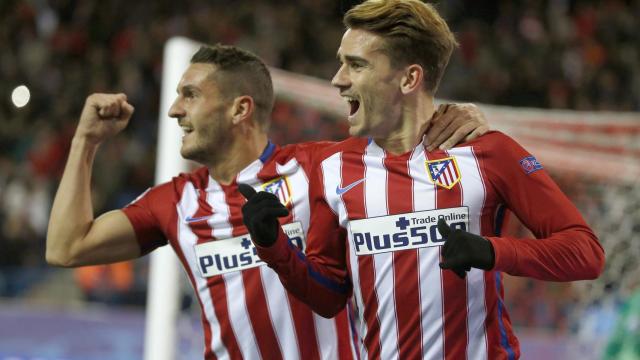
[
  {"xmin": 437, "ymin": 219, "xmax": 495, "ymax": 279},
  {"xmin": 238, "ymin": 183, "xmax": 289, "ymax": 247}
]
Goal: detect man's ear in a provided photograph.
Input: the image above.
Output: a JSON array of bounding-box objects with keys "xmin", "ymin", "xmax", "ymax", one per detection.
[
  {"xmin": 400, "ymin": 64, "xmax": 424, "ymax": 94},
  {"xmin": 231, "ymin": 95, "xmax": 255, "ymax": 125}
]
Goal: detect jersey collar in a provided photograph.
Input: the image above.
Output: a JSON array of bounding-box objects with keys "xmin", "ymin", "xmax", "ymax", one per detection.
[{"xmin": 259, "ymin": 140, "xmax": 276, "ymax": 163}]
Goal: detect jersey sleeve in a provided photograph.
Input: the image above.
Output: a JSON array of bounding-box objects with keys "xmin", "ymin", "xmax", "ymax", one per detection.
[
  {"xmin": 256, "ymin": 154, "xmax": 352, "ymax": 318},
  {"xmin": 122, "ymin": 186, "xmax": 169, "ymax": 255},
  {"xmin": 481, "ymin": 132, "xmax": 605, "ymax": 281}
]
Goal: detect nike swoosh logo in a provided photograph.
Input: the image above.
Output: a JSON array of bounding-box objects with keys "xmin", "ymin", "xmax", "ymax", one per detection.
[
  {"xmin": 185, "ymin": 215, "xmax": 211, "ymax": 223},
  {"xmin": 336, "ymin": 178, "xmax": 365, "ymax": 195}
]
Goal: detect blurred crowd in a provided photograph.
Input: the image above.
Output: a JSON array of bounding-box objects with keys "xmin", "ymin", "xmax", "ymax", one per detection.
[{"xmin": 1, "ymin": 0, "xmax": 639, "ymax": 336}]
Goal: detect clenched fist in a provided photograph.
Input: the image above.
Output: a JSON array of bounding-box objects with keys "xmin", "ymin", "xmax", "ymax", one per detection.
[{"xmin": 75, "ymin": 93, "xmax": 135, "ymax": 145}]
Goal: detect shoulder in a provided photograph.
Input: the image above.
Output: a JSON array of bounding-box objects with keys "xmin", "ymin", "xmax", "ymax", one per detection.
[
  {"xmin": 314, "ymin": 137, "xmax": 369, "ymax": 164},
  {"xmin": 278, "ymin": 140, "xmax": 337, "ymax": 157},
  {"xmin": 271, "ymin": 141, "xmax": 339, "ymax": 168},
  {"xmin": 269, "ymin": 138, "xmax": 367, "ymax": 165},
  {"xmin": 138, "ymin": 166, "xmax": 208, "ymax": 202},
  {"xmin": 459, "ymin": 130, "xmax": 516, "ymax": 150},
  {"xmin": 459, "ymin": 131, "xmax": 530, "ymax": 159},
  {"xmin": 460, "ymin": 131, "xmax": 546, "ymax": 179},
  {"xmin": 174, "ymin": 166, "xmax": 210, "ymax": 189}
]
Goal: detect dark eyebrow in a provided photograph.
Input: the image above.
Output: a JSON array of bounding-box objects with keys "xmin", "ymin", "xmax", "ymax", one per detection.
[
  {"xmin": 344, "ymin": 55, "xmax": 368, "ymax": 64},
  {"xmin": 176, "ymin": 84, "xmax": 198, "ymax": 94}
]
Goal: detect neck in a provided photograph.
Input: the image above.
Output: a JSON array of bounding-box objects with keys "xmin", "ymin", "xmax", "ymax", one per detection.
[
  {"xmin": 374, "ymin": 95, "xmax": 435, "ymax": 155},
  {"xmin": 208, "ymin": 131, "xmax": 268, "ymax": 185}
]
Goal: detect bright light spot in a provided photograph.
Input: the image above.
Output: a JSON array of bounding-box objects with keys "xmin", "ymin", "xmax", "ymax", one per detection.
[{"xmin": 11, "ymin": 85, "xmax": 31, "ymax": 108}]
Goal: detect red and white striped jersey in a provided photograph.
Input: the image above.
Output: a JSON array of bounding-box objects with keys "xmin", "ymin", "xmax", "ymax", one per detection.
[
  {"xmin": 257, "ymin": 131, "xmax": 604, "ymax": 360},
  {"xmin": 122, "ymin": 141, "xmax": 357, "ymax": 360}
]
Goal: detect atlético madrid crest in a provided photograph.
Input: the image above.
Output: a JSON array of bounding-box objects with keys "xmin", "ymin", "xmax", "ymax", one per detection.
[
  {"xmin": 261, "ymin": 176, "xmax": 292, "ymax": 206},
  {"xmin": 425, "ymin": 156, "xmax": 462, "ymax": 189}
]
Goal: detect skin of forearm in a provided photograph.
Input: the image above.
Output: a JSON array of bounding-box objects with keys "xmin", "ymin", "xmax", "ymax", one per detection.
[{"xmin": 46, "ymin": 136, "xmax": 100, "ymax": 266}]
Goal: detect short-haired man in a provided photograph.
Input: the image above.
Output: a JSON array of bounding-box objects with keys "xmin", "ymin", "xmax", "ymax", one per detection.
[{"xmin": 240, "ymin": 1, "xmax": 605, "ymax": 359}]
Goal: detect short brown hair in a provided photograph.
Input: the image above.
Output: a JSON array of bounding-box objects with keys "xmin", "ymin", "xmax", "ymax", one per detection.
[
  {"xmin": 191, "ymin": 44, "xmax": 274, "ymax": 130},
  {"xmin": 344, "ymin": 0, "xmax": 458, "ymax": 93}
]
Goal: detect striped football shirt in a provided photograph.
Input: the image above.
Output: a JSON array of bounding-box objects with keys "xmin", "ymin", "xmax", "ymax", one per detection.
[
  {"xmin": 257, "ymin": 131, "xmax": 604, "ymax": 360},
  {"xmin": 123, "ymin": 141, "xmax": 357, "ymax": 360}
]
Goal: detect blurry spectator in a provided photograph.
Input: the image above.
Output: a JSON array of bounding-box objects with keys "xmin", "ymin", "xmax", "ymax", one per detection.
[{"xmin": 0, "ymin": 163, "xmax": 50, "ymax": 296}]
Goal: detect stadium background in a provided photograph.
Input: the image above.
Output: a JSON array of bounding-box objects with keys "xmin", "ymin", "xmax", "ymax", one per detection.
[{"xmin": 1, "ymin": 0, "xmax": 639, "ymax": 359}]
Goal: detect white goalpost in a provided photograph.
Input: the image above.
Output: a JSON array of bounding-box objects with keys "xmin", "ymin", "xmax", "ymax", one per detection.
[
  {"xmin": 148, "ymin": 36, "xmax": 640, "ymax": 358},
  {"xmin": 145, "ymin": 37, "xmax": 198, "ymax": 360}
]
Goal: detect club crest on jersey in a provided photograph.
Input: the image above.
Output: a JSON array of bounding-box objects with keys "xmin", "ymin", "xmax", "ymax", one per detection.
[
  {"xmin": 261, "ymin": 176, "xmax": 292, "ymax": 206},
  {"xmin": 425, "ymin": 157, "xmax": 461, "ymax": 189}
]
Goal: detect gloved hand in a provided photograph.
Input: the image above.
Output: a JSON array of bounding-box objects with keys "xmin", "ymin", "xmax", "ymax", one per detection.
[
  {"xmin": 238, "ymin": 183, "xmax": 289, "ymax": 247},
  {"xmin": 437, "ymin": 219, "xmax": 495, "ymax": 279}
]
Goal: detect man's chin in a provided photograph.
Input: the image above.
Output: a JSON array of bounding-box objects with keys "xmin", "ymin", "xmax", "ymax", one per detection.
[
  {"xmin": 180, "ymin": 147, "xmax": 196, "ymax": 161},
  {"xmin": 348, "ymin": 126, "xmax": 367, "ymax": 138}
]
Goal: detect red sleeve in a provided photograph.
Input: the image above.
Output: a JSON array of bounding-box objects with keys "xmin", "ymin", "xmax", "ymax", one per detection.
[
  {"xmin": 256, "ymin": 155, "xmax": 352, "ymax": 318},
  {"xmin": 481, "ymin": 132, "xmax": 605, "ymax": 281},
  {"xmin": 121, "ymin": 186, "xmax": 169, "ymax": 255}
]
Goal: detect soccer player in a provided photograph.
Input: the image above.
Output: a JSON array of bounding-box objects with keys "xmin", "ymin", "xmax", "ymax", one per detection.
[
  {"xmin": 46, "ymin": 44, "xmax": 489, "ymax": 359},
  {"xmin": 239, "ymin": 1, "xmax": 606, "ymax": 359}
]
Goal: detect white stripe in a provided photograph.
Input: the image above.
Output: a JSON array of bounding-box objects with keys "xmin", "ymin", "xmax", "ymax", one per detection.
[
  {"xmin": 277, "ymin": 159, "xmax": 311, "ymax": 234},
  {"xmin": 236, "ymin": 159, "xmax": 265, "ymax": 186},
  {"xmin": 207, "ymin": 181, "xmax": 233, "ymax": 240},
  {"xmin": 176, "ymin": 182, "xmax": 229, "ymax": 359},
  {"xmin": 313, "ymin": 313, "xmax": 338, "ymax": 360},
  {"xmin": 323, "ymin": 151, "xmax": 368, "ymax": 358},
  {"xmin": 411, "ymin": 147, "xmax": 445, "ymax": 359},
  {"xmin": 265, "ymin": 160, "xmax": 313, "ymax": 359},
  {"xmin": 259, "ymin": 267, "xmax": 299, "ymax": 360},
  {"xmin": 223, "ymin": 272, "xmax": 261, "ymax": 359},
  {"xmin": 442, "ymin": 165, "xmax": 451, "ymax": 186},
  {"xmin": 449, "ymin": 147, "xmax": 488, "ymax": 360},
  {"xmin": 322, "ymin": 152, "xmax": 350, "ymax": 225},
  {"xmin": 283, "ymin": 155, "xmax": 348, "ymax": 359},
  {"xmin": 364, "ymin": 142, "xmax": 399, "ymax": 360},
  {"xmin": 238, "ymin": 159, "xmax": 304, "ymax": 359},
  {"xmin": 207, "ymin": 182, "xmax": 261, "ymax": 359}
]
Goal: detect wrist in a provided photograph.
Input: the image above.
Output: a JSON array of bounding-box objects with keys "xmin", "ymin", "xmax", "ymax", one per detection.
[
  {"xmin": 69, "ymin": 136, "xmax": 101, "ymax": 163},
  {"xmin": 482, "ymin": 237, "xmax": 496, "ymax": 270},
  {"xmin": 71, "ymin": 135, "xmax": 102, "ymax": 150},
  {"xmin": 254, "ymin": 226, "xmax": 290, "ymax": 264},
  {"xmin": 485, "ymin": 236, "xmax": 515, "ymax": 272}
]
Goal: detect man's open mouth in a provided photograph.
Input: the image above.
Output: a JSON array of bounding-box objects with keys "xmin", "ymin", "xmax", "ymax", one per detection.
[{"xmin": 343, "ymin": 96, "xmax": 360, "ymax": 117}]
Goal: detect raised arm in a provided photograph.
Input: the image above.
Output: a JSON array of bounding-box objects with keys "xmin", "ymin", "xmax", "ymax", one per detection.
[{"xmin": 46, "ymin": 93, "xmax": 141, "ymax": 267}]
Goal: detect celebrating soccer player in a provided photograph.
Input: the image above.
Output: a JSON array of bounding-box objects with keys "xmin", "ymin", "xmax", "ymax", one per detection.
[
  {"xmin": 240, "ymin": 1, "xmax": 605, "ymax": 359},
  {"xmin": 46, "ymin": 43, "xmax": 490, "ymax": 358}
]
